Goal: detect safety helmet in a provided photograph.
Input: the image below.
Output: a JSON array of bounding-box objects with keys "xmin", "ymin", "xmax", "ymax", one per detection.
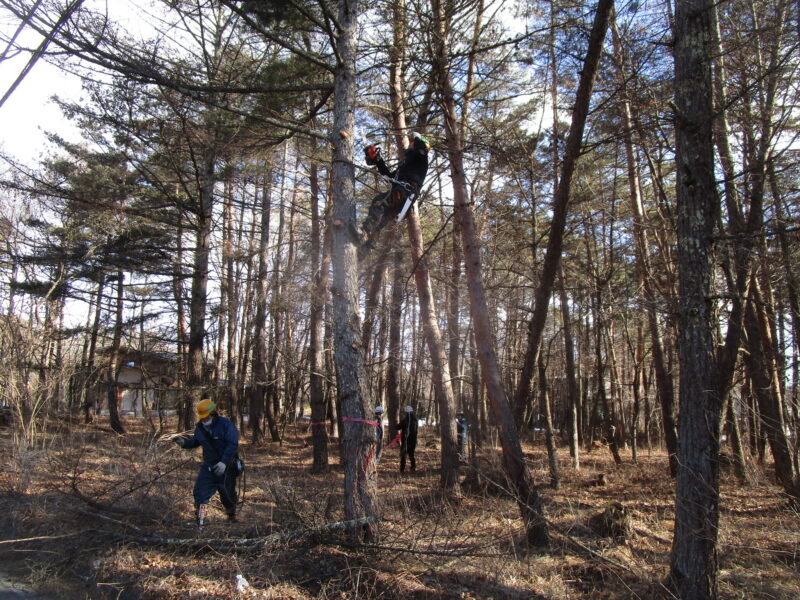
[
  {"xmin": 374, "ymin": 406, "xmax": 384, "ymax": 414},
  {"xmin": 411, "ymin": 132, "xmax": 430, "ymax": 151},
  {"xmin": 196, "ymin": 398, "xmax": 217, "ymax": 420},
  {"xmin": 405, "ymin": 405, "xmax": 413, "ymax": 413}
]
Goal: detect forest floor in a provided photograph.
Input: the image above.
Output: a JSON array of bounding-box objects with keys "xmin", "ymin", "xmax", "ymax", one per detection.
[{"xmin": 0, "ymin": 417, "xmax": 798, "ymax": 600}]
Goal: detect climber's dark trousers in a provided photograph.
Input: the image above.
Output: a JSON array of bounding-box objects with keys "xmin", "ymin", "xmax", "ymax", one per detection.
[{"xmin": 362, "ymin": 185, "xmax": 412, "ymax": 236}]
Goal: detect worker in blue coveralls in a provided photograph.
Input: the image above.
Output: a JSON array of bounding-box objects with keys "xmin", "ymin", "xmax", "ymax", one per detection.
[{"xmin": 174, "ymin": 397, "xmax": 240, "ymax": 526}]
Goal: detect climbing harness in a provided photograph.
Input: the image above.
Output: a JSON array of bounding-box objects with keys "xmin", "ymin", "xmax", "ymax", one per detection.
[{"xmin": 378, "ymin": 174, "xmax": 417, "ymax": 222}]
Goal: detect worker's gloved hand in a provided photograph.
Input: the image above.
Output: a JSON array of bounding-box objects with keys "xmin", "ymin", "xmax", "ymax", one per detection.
[
  {"xmin": 173, "ymin": 437, "xmax": 185, "ymax": 448},
  {"xmin": 364, "ymin": 144, "xmax": 381, "ymax": 165},
  {"xmin": 212, "ymin": 461, "xmax": 226, "ymax": 477}
]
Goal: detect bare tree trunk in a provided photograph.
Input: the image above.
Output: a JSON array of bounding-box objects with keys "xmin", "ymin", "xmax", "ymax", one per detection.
[
  {"xmin": 607, "ymin": 327, "xmax": 626, "ymax": 449},
  {"xmin": 725, "ymin": 393, "xmax": 749, "ymax": 482},
  {"xmin": 332, "ymin": 0, "xmax": 377, "ymax": 540},
  {"xmin": 385, "ymin": 246, "xmax": 404, "ymax": 439},
  {"xmin": 309, "ymin": 146, "xmax": 330, "ymax": 473},
  {"xmin": 225, "ymin": 180, "xmax": 240, "ymax": 424},
  {"xmin": 106, "ymin": 270, "xmax": 125, "ymax": 434},
  {"xmin": 215, "ymin": 176, "xmax": 232, "ymax": 391},
  {"xmin": 610, "ymin": 13, "xmax": 678, "ymax": 474},
  {"xmin": 449, "ymin": 0, "xmax": 484, "ymax": 412},
  {"xmin": 513, "ymin": 0, "xmax": 614, "ymax": 427},
  {"xmin": 592, "ymin": 290, "xmax": 622, "ymax": 465},
  {"xmin": 430, "ymin": 0, "xmax": 547, "ymax": 545},
  {"xmin": 171, "ymin": 208, "xmax": 189, "ymax": 427},
  {"xmin": 266, "ymin": 162, "xmax": 287, "ymax": 443},
  {"xmin": 407, "ymin": 208, "xmax": 460, "ymax": 490},
  {"xmin": 771, "ymin": 170, "xmax": 800, "ymax": 439},
  {"xmin": 324, "ymin": 291, "xmax": 338, "ymax": 442},
  {"xmin": 538, "ymin": 354, "xmax": 559, "ymax": 488},
  {"xmin": 214, "ymin": 176, "xmax": 233, "ymax": 392},
  {"xmin": 743, "ymin": 281, "xmax": 800, "ymax": 503},
  {"xmin": 252, "ymin": 171, "xmax": 273, "ymax": 444},
  {"xmin": 669, "ymin": 0, "xmax": 722, "ymax": 594},
  {"xmin": 630, "ymin": 320, "xmax": 644, "ymax": 463},
  {"xmin": 236, "ymin": 195, "xmax": 259, "ymax": 432},
  {"xmin": 362, "ymin": 244, "xmax": 392, "ymax": 358},
  {"xmin": 558, "ymin": 268, "xmax": 580, "ymax": 469},
  {"xmin": 84, "ymin": 275, "xmax": 105, "ymax": 424},
  {"xmin": 707, "ymin": 0, "xmax": 765, "ymax": 428},
  {"xmin": 771, "ymin": 168, "xmax": 800, "ymax": 369},
  {"xmin": 185, "ymin": 150, "xmax": 216, "ymax": 430},
  {"xmin": 447, "ymin": 218, "xmax": 463, "ymax": 408}
]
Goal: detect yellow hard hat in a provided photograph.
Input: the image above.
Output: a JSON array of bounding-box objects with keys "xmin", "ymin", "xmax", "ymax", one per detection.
[{"xmin": 196, "ymin": 398, "xmax": 216, "ymax": 420}]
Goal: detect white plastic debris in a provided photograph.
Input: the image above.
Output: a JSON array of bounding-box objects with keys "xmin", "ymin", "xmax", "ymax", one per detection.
[{"xmin": 235, "ymin": 573, "xmax": 251, "ymax": 593}]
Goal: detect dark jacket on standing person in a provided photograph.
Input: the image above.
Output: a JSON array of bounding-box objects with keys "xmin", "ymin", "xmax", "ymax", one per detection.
[
  {"xmin": 182, "ymin": 415, "xmax": 239, "ymax": 467},
  {"xmin": 456, "ymin": 417, "xmax": 467, "ymax": 438},
  {"xmin": 400, "ymin": 412, "xmax": 418, "ymax": 450}
]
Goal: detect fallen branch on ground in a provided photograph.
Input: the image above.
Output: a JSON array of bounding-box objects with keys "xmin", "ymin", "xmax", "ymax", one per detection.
[
  {"xmin": 0, "ymin": 532, "xmax": 82, "ymax": 546},
  {"xmin": 549, "ymin": 522, "xmax": 633, "ymax": 572},
  {"xmin": 82, "ymin": 512, "xmax": 380, "ymax": 553},
  {"xmin": 361, "ymin": 542, "xmax": 509, "ymax": 559},
  {"xmin": 632, "ymin": 525, "xmax": 671, "ymax": 545}
]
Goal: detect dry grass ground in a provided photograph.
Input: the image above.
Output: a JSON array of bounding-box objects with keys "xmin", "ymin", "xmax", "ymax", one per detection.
[{"xmin": 0, "ymin": 417, "xmax": 798, "ymax": 600}]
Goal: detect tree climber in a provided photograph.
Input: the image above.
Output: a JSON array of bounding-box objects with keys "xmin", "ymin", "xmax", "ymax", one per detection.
[{"xmin": 360, "ymin": 131, "xmax": 431, "ymax": 249}]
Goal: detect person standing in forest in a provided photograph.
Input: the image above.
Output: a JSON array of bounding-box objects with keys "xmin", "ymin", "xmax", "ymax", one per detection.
[
  {"xmin": 399, "ymin": 405, "xmax": 418, "ymax": 473},
  {"xmin": 456, "ymin": 412, "xmax": 468, "ymax": 461},
  {"xmin": 174, "ymin": 397, "xmax": 241, "ymax": 527},
  {"xmin": 360, "ymin": 132, "xmax": 431, "ymax": 249},
  {"xmin": 374, "ymin": 405, "xmax": 385, "ymax": 464}
]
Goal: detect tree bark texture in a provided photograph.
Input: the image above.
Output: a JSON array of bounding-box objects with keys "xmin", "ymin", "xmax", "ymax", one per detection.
[
  {"xmin": 669, "ymin": 0, "xmax": 722, "ymax": 596},
  {"xmin": 171, "ymin": 209, "xmax": 189, "ymax": 427},
  {"xmin": 385, "ymin": 246, "xmax": 404, "ymax": 438},
  {"xmin": 224, "ymin": 182, "xmax": 241, "ymax": 425},
  {"xmin": 251, "ymin": 174, "xmax": 273, "ymax": 444},
  {"xmin": 106, "ymin": 270, "xmax": 125, "ymax": 434},
  {"xmin": 331, "ymin": 0, "xmax": 377, "ymax": 539},
  {"xmin": 309, "ymin": 152, "xmax": 330, "ymax": 473}
]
